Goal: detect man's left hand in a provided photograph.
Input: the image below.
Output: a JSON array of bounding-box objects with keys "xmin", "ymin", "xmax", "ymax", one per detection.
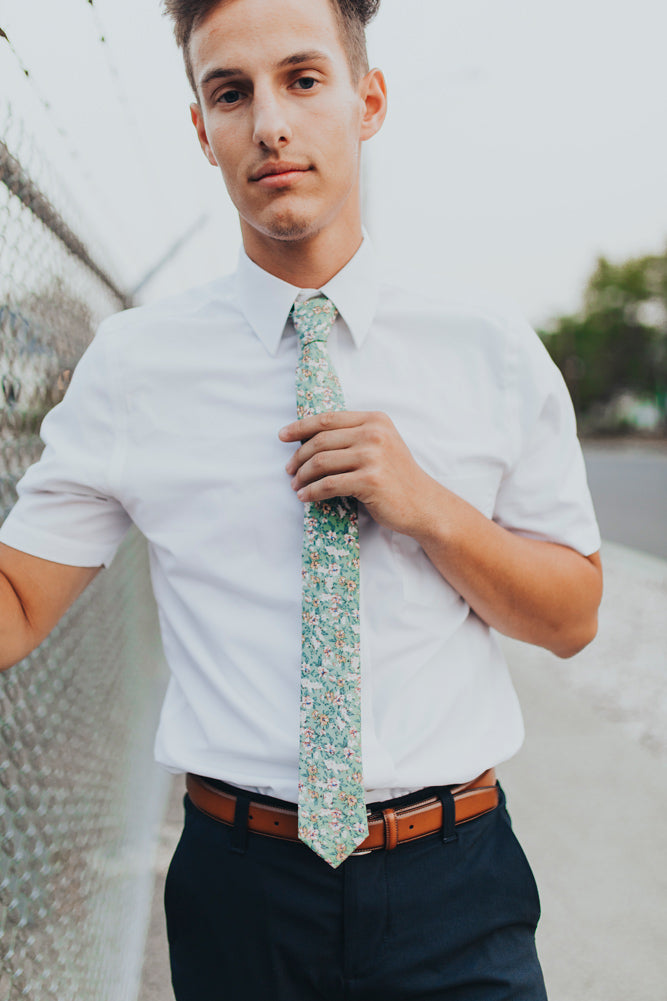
[{"xmin": 279, "ymin": 410, "xmax": 435, "ymax": 536}]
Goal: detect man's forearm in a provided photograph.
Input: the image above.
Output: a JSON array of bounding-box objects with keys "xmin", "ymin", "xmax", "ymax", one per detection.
[
  {"xmin": 0, "ymin": 569, "xmax": 35, "ymax": 670},
  {"xmin": 410, "ymin": 477, "xmax": 602, "ymax": 659},
  {"xmin": 0, "ymin": 545, "xmax": 101, "ymax": 671}
]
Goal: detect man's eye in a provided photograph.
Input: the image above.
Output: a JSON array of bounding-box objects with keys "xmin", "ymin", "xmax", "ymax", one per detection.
[
  {"xmin": 294, "ymin": 77, "xmax": 317, "ymax": 91},
  {"xmin": 218, "ymin": 90, "xmax": 242, "ymax": 105}
]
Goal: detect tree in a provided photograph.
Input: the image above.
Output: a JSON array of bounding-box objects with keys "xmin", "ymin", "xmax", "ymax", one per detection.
[{"xmin": 540, "ymin": 248, "xmax": 667, "ymax": 422}]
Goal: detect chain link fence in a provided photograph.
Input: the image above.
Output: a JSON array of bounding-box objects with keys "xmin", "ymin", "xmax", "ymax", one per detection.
[{"xmin": 1, "ymin": 102, "xmax": 170, "ymax": 1001}]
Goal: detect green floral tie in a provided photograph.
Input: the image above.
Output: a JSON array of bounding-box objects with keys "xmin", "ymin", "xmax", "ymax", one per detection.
[{"xmin": 292, "ymin": 296, "xmax": 368, "ymax": 867}]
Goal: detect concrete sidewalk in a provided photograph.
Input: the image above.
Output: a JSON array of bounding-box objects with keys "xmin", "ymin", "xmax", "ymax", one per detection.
[
  {"xmin": 138, "ymin": 541, "xmax": 667, "ymax": 1000},
  {"xmin": 137, "ymin": 777, "xmax": 182, "ymax": 1001},
  {"xmin": 500, "ymin": 643, "xmax": 667, "ymax": 1000}
]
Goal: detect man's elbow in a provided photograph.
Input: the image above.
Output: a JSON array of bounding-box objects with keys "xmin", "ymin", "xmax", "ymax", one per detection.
[
  {"xmin": 549, "ymin": 550, "xmax": 603, "ymax": 659},
  {"xmin": 549, "ymin": 610, "xmax": 599, "ymax": 660},
  {"xmin": 0, "ymin": 620, "xmax": 39, "ymax": 672}
]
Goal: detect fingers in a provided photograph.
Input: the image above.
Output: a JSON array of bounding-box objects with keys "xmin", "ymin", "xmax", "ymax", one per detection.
[
  {"xmin": 290, "ymin": 445, "xmax": 359, "ymax": 496},
  {"xmin": 295, "ymin": 472, "xmax": 358, "ymax": 503},
  {"xmin": 278, "ymin": 411, "xmax": 366, "ymax": 444},
  {"xmin": 279, "ymin": 410, "xmax": 398, "ymax": 507},
  {"xmin": 285, "ymin": 428, "xmax": 355, "ymax": 476}
]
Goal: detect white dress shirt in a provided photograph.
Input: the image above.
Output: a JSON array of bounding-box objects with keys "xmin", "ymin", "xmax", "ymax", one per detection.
[{"xmin": 0, "ymin": 239, "xmax": 600, "ymax": 802}]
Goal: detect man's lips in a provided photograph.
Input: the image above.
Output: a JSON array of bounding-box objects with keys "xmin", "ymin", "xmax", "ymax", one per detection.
[{"xmin": 250, "ymin": 162, "xmax": 312, "ymax": 186}]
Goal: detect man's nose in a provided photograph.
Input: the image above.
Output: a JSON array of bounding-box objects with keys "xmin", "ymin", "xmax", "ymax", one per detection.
[{"xmin": 252, "ymin": 90, "xmax": 292, "ymax": 150}]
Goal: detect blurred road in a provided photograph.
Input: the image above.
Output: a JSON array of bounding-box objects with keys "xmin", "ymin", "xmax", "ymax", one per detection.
[{"xmin": 583, "ymin": 439, "xmax": 667, "ymax": 559}]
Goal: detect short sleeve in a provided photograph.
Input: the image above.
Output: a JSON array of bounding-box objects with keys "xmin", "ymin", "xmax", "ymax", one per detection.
[
  {"xmin": 0, "ymin": 320, "xmax": 132, "ymax": 567},
  {"xmin": 493, "ymin": 321, "xmax": 601, "ymax": 557}
]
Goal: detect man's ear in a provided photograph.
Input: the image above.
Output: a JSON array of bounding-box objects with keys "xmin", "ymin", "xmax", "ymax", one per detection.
[
  {"xmin": 359, "ymin": 68, "xmax": 387, "ymax": 142},
  {"xmin": 190, "ymin": 103, "xmax": 219, "ymax": 166}
]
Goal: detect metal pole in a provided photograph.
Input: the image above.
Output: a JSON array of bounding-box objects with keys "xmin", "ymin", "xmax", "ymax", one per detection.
[{"xmin": 0, "ymin": 138, "xmax": 133, "ymax": 309}]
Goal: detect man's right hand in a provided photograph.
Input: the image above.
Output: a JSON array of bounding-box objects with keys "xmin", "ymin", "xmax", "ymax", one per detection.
[{"xmin": 0, "ymin": 543, "xmax": 100, "ymax": 671}]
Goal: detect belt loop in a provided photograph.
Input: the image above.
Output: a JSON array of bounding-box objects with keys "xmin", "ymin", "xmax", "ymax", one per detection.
[
  {"xmin": 381, "ymin": 807, "xmax": 399, "ymax": 851},
  {"xmin": 439, "ymin": 789, "xmax": 458, "ymax": 844},
  {"xmin": 229, "ymin": 793, "xmax": 251, "ymax": 855}
]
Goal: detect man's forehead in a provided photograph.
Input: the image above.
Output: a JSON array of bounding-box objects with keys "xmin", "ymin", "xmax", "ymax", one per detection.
[{"xmin": 189, "ymin": 0, "xmax": 344, "ymax": 74}]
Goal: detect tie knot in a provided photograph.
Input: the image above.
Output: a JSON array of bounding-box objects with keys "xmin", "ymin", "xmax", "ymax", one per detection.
[{"xmin": 292, "ymin": 296, "xmax": 337, "ymax": 346}]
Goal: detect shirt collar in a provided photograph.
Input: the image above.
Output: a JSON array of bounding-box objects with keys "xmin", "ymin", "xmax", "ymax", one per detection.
[{"xmin": 235, "ymin": 235, "xmax": 379, "ymax": 355}]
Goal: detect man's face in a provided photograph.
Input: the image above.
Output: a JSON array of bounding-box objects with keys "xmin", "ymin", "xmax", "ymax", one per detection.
[{"xmin": 189, "ymin": 0, "xmax": 377, "ymax": 249}]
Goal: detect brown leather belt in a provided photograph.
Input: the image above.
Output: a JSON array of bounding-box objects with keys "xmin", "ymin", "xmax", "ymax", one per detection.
[{"xmin": 186, "ymin": 769, "xmax": 498, "ymax": 854}]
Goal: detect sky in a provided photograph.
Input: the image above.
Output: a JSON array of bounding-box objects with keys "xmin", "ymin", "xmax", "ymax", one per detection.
[{"xmin": 2, "ymin": 0, "xmax": 667, "ymax": 327}]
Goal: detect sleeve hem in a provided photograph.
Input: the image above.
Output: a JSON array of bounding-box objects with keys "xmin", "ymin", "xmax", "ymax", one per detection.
[
  {"xmin": 0, "ymin": 519, "xmax": 121, "ymax": 568},
  {"xmin": 501, "ymin": 524, "xmax": 602, "ymax": 558}
]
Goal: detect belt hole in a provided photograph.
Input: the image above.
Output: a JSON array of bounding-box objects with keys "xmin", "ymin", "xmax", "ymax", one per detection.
[
  {"xmin": 409, "ymin": 824, "xmax": 414, "ymax": 830},
  {"xmin": 274, "ymin": 821, "xmax": 280, "ymax": 826},
  {"xmin": 249, "ymin": 814, "xmax": 254, "ymax": 820}
]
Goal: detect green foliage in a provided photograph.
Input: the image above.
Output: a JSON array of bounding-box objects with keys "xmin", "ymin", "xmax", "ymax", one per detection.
[{"xmin": 539, "ymin": 248, "xmax": 667, "ymax": 420}]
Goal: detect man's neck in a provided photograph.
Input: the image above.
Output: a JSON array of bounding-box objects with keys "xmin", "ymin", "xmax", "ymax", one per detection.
[{"xmin": 241, "ymin": 222, "xmax": 364, "ymax": 289}]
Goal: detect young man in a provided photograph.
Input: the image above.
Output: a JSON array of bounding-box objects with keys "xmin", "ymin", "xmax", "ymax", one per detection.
[{"xmin": 0, "ymin": 0, "xmax": 602, "ymax": 996}]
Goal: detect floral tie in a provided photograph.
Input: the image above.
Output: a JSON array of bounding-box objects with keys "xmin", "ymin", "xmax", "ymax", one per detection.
[{"xmin": 292, "ymin": 296, "xmax": 368, "ymax": 867}]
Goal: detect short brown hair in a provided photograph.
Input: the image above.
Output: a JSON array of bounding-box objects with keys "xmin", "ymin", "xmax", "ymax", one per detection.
[{"xmin": 162, "ymin": 0, "xmax": 380, "ymax": 94}]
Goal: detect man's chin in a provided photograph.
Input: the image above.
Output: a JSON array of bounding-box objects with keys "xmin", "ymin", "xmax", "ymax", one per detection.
[
  {"xmin": 261, "ymin": 217, "xmax": 317, "ymax": 242},
  {"xmin": 242, "ymin": 203, "xmax": 322, "ymax": 244}
]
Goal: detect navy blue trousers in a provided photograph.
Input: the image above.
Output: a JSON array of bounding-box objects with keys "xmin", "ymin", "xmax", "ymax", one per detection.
[{"xmin": 165, "ymin": 783, "xmax": 547, "ymax": 1000}]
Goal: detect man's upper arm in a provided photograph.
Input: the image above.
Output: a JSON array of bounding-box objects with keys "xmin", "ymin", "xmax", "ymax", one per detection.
[
  {"xmin": 493, "ymin": 321, "xmax": 601, "ymax": 559},
  {"xmin": 0, "ymin": 542, "xmax": 101, "ymax": 670}
]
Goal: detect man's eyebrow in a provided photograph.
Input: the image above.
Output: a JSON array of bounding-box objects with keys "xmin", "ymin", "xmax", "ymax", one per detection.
[
  {"xmin": 200, "ymin": 67, "xmax": 244, "ymax": 89},
  {"xmin": 277, "ymin": 50, "xmax": 332, "ymax": 69},
  {"xmin": 200, "ymin": 50, "xmax": 332, "ymax": 89}
]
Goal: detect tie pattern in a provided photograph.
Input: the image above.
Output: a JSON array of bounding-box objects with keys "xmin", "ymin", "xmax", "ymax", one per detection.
[{"xmin": 292, "ymin": 296, "xmax": 368, "ymax": 867}]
